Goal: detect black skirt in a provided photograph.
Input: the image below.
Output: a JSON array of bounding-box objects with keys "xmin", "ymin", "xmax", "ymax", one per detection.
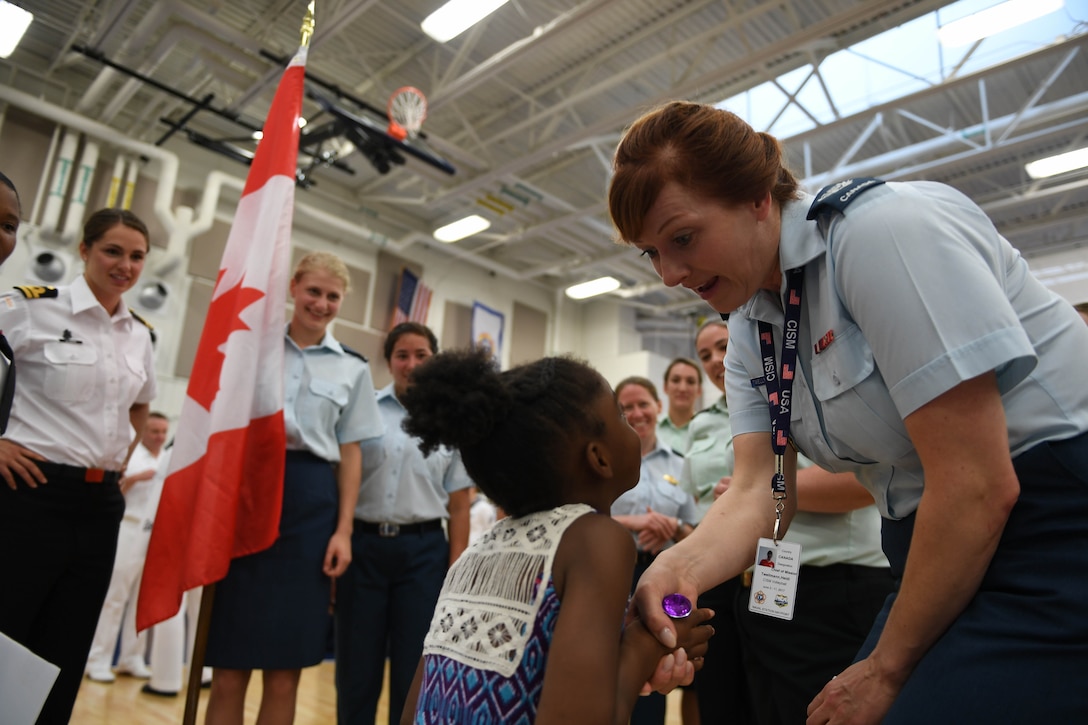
[{"xmin": 205, "ymin": 450, "xmax": 337, "ymax": 669}]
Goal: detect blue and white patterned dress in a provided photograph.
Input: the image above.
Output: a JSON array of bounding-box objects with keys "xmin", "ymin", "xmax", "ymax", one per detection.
[{"xmin": 412, "ymin": 503, "xmax": 594, "ymax": 724}]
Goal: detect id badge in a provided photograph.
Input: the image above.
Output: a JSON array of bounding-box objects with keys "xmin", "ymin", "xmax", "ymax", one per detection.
[{"xmin": 747, "ymin": 537, "xmax": 801, "ymax": 620}]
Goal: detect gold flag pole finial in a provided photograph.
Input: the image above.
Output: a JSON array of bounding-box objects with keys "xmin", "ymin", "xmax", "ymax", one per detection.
[{"xmin": 300, "ymin": 1, "xmax": 315, "ymax": 47}]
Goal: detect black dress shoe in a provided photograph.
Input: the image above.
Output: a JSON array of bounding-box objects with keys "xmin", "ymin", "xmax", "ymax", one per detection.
[{"xmin": 141, "ymin": 683, "xmax": 179, "ymax": 697}]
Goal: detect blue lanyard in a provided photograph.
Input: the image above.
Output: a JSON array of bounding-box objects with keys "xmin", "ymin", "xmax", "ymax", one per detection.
[{"xmin": 755, "ymin": 268, "xmax": 803, "ymax": 541}]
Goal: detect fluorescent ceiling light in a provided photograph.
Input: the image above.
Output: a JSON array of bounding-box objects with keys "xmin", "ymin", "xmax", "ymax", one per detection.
[
  {"xmin": 433, "ymin": 214, "xmax": 490, "ymax": 243},
  {"xmin": 565, "ymin": 276, "xmax": 621, "ymax": 300},
  {"xmin": 1025, "ymin": 147, "xmax": 1088, "ymax": 179},
  {"xmin": 0, "ymin": 2, "xmax": 33, "ymax": 58},
  {"xmin": 937, "ymin": 0, "xmax": 1063, "ymax": 48},
  {"xmin": 421, "ymin": 0, "xmax": 510, "ymax": 43}
]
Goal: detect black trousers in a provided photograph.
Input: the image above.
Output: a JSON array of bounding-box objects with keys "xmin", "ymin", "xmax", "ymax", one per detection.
[
  {"xmin": 0, "ymin": 472, "xmax": 124, "ymax": 725},
  {"xmin": 735, "ymin": 563, "xmax": 895, "ymax": 725},
  {"xmin": 692, "ymin": 577, "xmax": 753, "ymax": 724}
]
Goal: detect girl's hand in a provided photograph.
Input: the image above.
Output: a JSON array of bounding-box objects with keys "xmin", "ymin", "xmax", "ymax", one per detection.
[{"xmin": 0, "ymin": 439, "xmax": 46, "ymax": 490}]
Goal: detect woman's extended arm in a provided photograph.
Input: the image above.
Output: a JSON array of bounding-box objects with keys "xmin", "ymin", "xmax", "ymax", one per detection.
[
  {"xmin": 806, "ymin": 372, "xmax": 1019, "ymax": 724},
  {"xmin": 324, "ymin": 441, "xmax": 362, "ymax": 577},
  {"xmin": 633, "ymin": 430, "xmax": 792, "ymax": 648}
]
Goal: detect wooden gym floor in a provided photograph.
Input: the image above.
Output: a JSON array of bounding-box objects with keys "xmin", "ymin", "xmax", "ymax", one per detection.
[{"xmin": 70, "ymin": 660, "xmax": 685, "ymax": 723}]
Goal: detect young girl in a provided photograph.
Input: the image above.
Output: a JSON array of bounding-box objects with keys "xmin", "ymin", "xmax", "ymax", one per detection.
[{"xmin": 399, "ymin": 347, "xmax": 713, "ymax": 725}]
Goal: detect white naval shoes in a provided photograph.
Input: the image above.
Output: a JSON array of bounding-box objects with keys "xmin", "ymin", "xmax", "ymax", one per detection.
[
  {"xmin": 85, "ymin": 666, "xmax": 116, "ymax": 683},
  {"xmin": 115, "ymin": 658, "xmax": 152, "ymax": 679}
]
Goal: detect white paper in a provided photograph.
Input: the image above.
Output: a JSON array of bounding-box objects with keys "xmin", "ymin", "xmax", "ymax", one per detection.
[{"xmin": 0, "ymin": 632, "xmax": 61, "ymax": 725}]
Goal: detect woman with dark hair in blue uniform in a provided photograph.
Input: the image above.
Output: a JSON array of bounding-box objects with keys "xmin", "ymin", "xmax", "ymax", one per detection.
[
  {"xmin": 0, "ymin": 207, "xmax": 157, "ymax": 725},
  {"xmin": 204, "ymin": 251, "xmax": 382, "ymax": 725},
  {"xmin": 335, "ymin": 321, "xmax": 473, "ymax": 725},
  {"xmin": 612, "ymin": 101, "xmax": 1088, "ymax": 723}
]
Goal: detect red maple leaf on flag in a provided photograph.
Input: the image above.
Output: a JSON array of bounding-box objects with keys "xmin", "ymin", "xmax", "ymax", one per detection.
[{"xmin": 189, "ymin": 269, "xmax": 267, "ymax": 412}]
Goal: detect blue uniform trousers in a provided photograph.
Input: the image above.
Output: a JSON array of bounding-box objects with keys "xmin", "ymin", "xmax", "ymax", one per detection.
[
  {"xmin": 336, "ymin": 524, "xmax": 448, "ymax": 725},
  {"xmin": 858, "ymin": 431, "xmax": 1088, "ymax": 722}
]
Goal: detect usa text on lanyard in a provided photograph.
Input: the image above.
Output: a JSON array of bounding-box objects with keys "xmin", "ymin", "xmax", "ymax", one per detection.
[{"xmin": 756, "ymin": 267, "xmax": 803, "ymax": 543}]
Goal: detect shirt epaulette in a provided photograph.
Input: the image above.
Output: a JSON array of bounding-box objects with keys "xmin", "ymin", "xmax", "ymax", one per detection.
[
  {"xmin": 128, "ymin": 308, "xmax": 157, "ymax": 344},
  {"xmin": 340, "ymin": 344, "xmax": 368, "ymax": 364},
  {"xmin": 806, "ymin": 177, "xmax": 886, "ymax": 221},
  {"xmin": 692, "ymin": 406, "xmax": 724, "ymax": 420},
  {"xmin": 14, "ymin": 285, "xmax": 59, "ymax": 299}
]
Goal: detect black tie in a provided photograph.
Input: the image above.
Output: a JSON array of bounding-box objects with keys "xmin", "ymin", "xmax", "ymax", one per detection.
[{"xmin": 0, "ymin": 333, "xmax": 14, "ymax": 435}]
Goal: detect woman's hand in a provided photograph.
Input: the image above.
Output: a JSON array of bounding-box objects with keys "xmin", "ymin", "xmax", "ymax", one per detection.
[
  {"xmin": 628, "ymin": 554, "xmax": 699, "ymax": 652},
  {"xmin": 806, "ymin": 658, "xmax": 902, "ymax": 725},
  {"xmin": 323, "ymin": 529, "xmax": 352, "ymax": 577},
  {"xmin": 0, "ymin": 439, "xmax": 46, "ymax": 490},
  {"xmin": 712, "ymin": 475, "xmax": 732, "ymax": 499},
  {"xmin": 637, "ymin": 509, "xmax": 677, "ymax": 553}
]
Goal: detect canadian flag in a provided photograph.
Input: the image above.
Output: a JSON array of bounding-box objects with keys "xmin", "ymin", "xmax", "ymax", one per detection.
[{"xmin": 136, "ymin": 45, "xmax": 307, "ymax": 631}]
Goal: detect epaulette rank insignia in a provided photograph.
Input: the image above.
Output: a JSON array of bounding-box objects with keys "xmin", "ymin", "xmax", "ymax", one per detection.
[
  {"xmin": 806, "ymin": 177, "xmax": 886, "ymax": 221},
  {"xmin": 340, "ymin": 344, "xmax": 369, "ymax": 364},
  {"xmin": 14, "ymin": 285, "xmax": 59, "ymax": 299},
  {"xmin": 128, "ymin": 308, "xmax": 158, "ymax": 344}
]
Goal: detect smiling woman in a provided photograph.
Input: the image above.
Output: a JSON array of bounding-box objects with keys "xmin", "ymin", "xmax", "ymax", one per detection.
[
  {"xmin": 202, "ymin": 251, "xmax": 384, "ymax": 725},
  {"xmin": 0, "ymin": 207, "xmax": 157, "ymax": 725}
]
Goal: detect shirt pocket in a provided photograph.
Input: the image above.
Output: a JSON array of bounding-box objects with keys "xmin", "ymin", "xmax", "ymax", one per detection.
[
  {"xmin": 122, "ymin": 353, "xmax": 149, "ymax": 403},
  {"xmin": 304, "ymin": 378, "xmax": 351, "ymax": 434},
  {"xmin": 809, "ymin": 324, "xmax": 912, "ymax": 463},
  {"xmin": 43, "ymin": 341, "xmax": 99, "ymax": 402}
]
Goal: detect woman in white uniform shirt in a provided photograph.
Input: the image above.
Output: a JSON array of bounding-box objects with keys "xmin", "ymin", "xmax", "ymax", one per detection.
[{"xmin": 0, "ymin": 208, "xmax": 157, "ymax": 725}]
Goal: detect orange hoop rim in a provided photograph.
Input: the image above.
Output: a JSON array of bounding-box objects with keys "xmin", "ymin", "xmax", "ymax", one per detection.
[{"xmin": 387, "ymin": 86, "xmax": 428, "ymax": 141}]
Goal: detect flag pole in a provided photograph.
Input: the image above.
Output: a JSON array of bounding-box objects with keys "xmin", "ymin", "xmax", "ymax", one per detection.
[
  {"xmin": 178, "ymin": 6, "xmax": 315, "ymax": 723},
  {"xmin": 182, "ymin": 585, "xmax": 215, "ymax": 725}
]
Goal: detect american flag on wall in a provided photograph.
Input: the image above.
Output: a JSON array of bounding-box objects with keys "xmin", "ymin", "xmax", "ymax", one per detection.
[{"xmin": 390, "ymin": 266, "xmax": 432, "ymax": 327}]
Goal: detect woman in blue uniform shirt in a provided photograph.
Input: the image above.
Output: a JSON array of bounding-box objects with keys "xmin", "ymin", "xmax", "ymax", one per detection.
[
  {"xmin": 611, "ymin": 101, "xmax": 1088, "ymax": 723},
  {"xmin": 610, "ymin": 375, "xmax": 698, "ymax": 725},
  {"xmin": 336, "ymin": 321, "xmax": 473, "ymax": 725},
  {"xmin": 0, "ymin": 207, "xmax": 157, "ymax": 725},
  {"xmin": 204, "ymin": 251, "xmax": 382, "ymax": 725}
]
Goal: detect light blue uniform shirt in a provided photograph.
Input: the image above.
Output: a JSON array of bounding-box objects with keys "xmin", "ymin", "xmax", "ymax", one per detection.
[
  {"xmin": 283, "ymin": 328, "xmax": 383, "ymax": 463},
  {"xmin": 355, "ymin": 384, "xmax": 473, "ymax": 524},
  {"xmin": 727, "ymin": 181, "xmax": 1088, "ymax": 519},
  {"xmin": 611, "ymin": 439, "xmax": 697, "ymax": 550},
  {"xmin": 681, "ymin": 395, "xmax": 886, "ymax": 567}
]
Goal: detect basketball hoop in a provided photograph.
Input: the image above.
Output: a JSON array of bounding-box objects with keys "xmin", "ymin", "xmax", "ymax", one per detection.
[{"xmin": 387, "ymin": 86, "xmax": 428, "ymax": 142}]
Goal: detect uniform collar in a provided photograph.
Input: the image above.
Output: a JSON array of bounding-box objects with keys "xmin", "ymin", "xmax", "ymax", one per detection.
[
  {"xmin": 739, "ymin": 194, "xmax": 823, "ymax": 324},
  {"xmin": 644, "ymin": 437, "xmax": 673, "ymax": 460},
  {"xmin": 377, "ymin": 383, "xmax": 400, "ymax": 405},
  {"xmin": 284, "ymin": 323, "xmax": 343, "ymax": 353},
  {"xmin": 69, "ymin": 274, "xmax": 134, "ymax": 320}
]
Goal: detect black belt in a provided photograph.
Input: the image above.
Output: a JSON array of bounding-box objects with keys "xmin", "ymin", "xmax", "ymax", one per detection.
[
  {"xmin": 37, "ymin": 461, "xmax": 122, "ymax": 485},
  {"xmin": 635, "ymin": 550, "xmax": 656, "ymax": 567},
  {"xmin": 358, "ymin": 519, "xmax": 443, "ymax": 537}
]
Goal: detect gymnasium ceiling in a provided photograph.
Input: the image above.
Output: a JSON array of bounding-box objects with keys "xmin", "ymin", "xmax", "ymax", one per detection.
[{"xmin": 3, "ymin": 0, "xmax": 1088, "ymax": 318}]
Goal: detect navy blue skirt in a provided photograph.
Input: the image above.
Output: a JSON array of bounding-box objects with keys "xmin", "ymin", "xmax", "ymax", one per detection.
[
  {"xmin": 205, "ymin": 451, "xmax": 337, "ymax": 669},
  {"xmin": 857, "ymin": 431, "xmax": 1088, "ymax": 721}
]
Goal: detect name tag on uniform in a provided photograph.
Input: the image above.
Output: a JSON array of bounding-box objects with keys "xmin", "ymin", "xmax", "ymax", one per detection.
[{"xmin": 748, "ymin": 537, "xmax": 801, "ymax": 620}]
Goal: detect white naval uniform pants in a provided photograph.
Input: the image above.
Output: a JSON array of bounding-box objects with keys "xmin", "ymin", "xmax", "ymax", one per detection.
[
  {"xmin": 146, "ymin": 587, "xmax": 204, "ymax": 692},
  {"xmin": 86, "ymin": 516, "xmax": 150, "ymax": 671}
]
